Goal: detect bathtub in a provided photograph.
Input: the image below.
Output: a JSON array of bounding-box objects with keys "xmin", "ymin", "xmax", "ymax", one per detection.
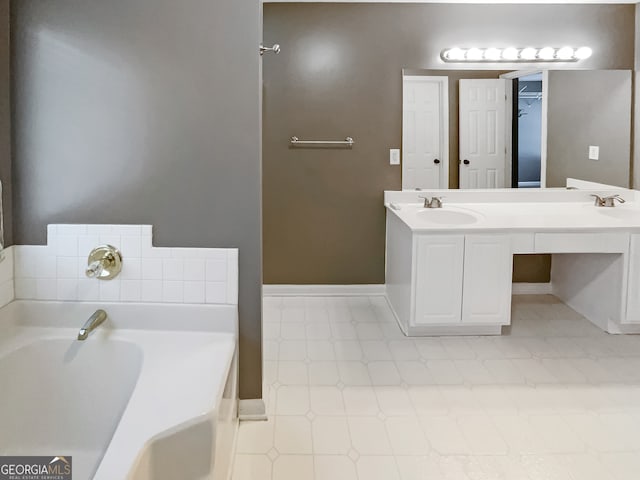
[{"xmin": 0, "ymin": 300, "xmax": 238, "ymax": 480}]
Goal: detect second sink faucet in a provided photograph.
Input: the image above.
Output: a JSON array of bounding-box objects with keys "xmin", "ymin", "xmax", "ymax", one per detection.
[
  {"xmin": 590, "ymin": 194, "xmax": 625, "ymax": 207},
  {"xmin": 419, "ymin": 196, "xmax": 444, "ymax": 209}
]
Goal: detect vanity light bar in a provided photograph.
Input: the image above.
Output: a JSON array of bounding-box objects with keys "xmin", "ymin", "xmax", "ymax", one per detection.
[{"xmin": 441, "ymin": 46, "xmax": 592, "ymax": 63}]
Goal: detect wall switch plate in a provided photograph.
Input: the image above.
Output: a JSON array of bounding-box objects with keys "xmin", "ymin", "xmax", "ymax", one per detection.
[
  {"xmin": 390, "ymin": 148, "xmax": 400, "ymax": 165},
  {"xmin": 589, "ymin": 145, "xmax": 600, "ymax": 161}
]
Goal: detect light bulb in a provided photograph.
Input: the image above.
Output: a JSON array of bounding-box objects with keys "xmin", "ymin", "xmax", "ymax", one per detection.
[
  {"xmin": 484, "ymin": 48, "xmax": 502, "ymax": 61},
  {"xmin": 520, "ymin": 47, "xmax": 537, "ymax": 60},
  {"xmin": 445, "ymin": 47, "xmax": 465, "ymax": 61},
  {"xmin": 575, "ymin": 47, "xmax": 592, "ymax": 59},
  {"xmin": 466, "ymin": 48, "xmax": 483, "ymax": 61},
  {"xmin": 502, "ymin": 47, "xmax": 519, "ymax": 61},
  {"xmin": 557, "ymin": 46, "xmax": 574, "ymax": 60},
  {"xmin": 538, "ymin": 47, "xmax": 555, "ymax": 60}
]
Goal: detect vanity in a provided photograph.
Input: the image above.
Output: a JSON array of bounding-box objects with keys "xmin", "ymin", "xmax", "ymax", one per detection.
[{"xmin": 385, "ymin": 180, "xmax": 640, "ymax": 336}]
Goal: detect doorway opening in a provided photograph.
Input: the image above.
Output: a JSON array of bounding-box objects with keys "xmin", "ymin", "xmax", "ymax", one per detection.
[{"xmin": 513, "ymin": 72, "xmax": 544, "ymax": 188}]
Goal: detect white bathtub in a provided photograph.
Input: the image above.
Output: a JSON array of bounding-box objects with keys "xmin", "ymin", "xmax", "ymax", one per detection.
[{"xmin": 0, "ymin": 300, "xmax": 238, "ymax": 480}]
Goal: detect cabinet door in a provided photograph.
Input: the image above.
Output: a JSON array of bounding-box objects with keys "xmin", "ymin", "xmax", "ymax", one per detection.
[
  {"xmin": 626, "ymin": 235, "xmax": 640, "ymax": 322},
  {"xmin": 462, "ymin": 234, "xmax": 512, "ymax": 324},
  {"xmin": 414, "ymin": 235, "xmax": 464, "ymax": 325}
]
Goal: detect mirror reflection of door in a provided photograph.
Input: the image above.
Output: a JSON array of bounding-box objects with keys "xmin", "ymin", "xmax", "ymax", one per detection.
[
  {"xmin": 458, "ymin": 79, "xmax": 508, "ymax": 189},
  {"xmin": 402, "ymin": 76, "xmax": 449, "ymax": 189}
]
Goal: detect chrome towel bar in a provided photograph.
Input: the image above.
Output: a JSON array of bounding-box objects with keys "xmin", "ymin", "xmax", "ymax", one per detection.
[{"xmin": 290, "ymin": 136, "xmax": 354, "ymax": 147}]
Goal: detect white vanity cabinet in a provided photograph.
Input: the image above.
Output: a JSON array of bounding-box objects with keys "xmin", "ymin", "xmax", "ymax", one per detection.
[{"xmin": 394, "ymin": 229, "xmax": 512, "ymax": 335}]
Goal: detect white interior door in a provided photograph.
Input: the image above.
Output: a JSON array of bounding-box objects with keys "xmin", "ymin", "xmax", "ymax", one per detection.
[
  {"xmin": 459, "ymin": 79, "xmax": 508, "ymax": 189},
  {"xmin": 402, "ymin": 76, "xmax": 448, "ymax": 189}
]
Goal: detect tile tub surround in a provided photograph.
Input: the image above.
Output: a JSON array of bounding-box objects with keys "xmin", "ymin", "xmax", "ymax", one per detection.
[
  {"xmin": 13, "ymin": 225, "xmax": 238, "ymax": 305},
  {"xmin": 234, "ymin": 295, "xmax": 640, "ymax": 480}
]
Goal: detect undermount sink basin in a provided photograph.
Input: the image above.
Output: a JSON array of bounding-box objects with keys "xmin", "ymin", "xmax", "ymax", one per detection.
[
  {"xmin": 416, "ymin": 208, "xmax": 481, "ymax": 225},
  {"xmin": 596, "ymin": 208, "xmax": 640, "ymax": 221}
]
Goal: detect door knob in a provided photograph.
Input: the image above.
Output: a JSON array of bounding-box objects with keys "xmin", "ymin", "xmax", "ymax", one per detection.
[
  {"xmin": 434, "ymin": 159, "xmax": 441, "ymax": 165},
  {"xmin": 463, "ymin": 159, "xmax": 470, "ymax": 165},
  {"xmin": 260, "ymin": 44, "xmax": 281, "ymax": 56}
]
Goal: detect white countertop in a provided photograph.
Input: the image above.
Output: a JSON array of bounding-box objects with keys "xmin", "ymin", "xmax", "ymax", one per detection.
[{"xmin": 387, "ymin": 201, "xmax": 640, "ymax": 233}]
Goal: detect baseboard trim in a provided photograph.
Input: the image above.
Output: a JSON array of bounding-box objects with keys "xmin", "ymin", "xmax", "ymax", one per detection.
[
  {"xmin": 238, "ymin": 399, "xmax": 267, "ymax": 421},
  {"xmin": 263, "ymin": 284, "xmax": 386, "ymax": 296},
  {"xmin": 511, "ymin": 282, "xmax": 552, "ymax": 295}
]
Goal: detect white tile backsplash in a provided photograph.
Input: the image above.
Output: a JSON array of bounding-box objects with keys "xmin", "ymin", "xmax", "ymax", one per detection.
[{"xmin": 12, "ymin": 225, "xmax": 238, "ymax": 305}]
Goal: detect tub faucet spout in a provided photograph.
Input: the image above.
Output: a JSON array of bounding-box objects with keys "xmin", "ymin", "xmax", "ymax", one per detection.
[{"xmin": 78, "ymin": 309, "xmax": 107, "ymax": 341}]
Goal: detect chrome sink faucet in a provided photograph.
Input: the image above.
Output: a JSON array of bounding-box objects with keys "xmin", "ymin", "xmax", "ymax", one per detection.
[
  {"xmin": 590, "ymin": 194, "xmax": 625, "ymax": 207},
  {"xmin": 77, "ymin": 309, "xmax": 107, "ymax": 341},
  {"xmin": 419, "ymin": 196, "xmax": 444, "ymax": 209}
]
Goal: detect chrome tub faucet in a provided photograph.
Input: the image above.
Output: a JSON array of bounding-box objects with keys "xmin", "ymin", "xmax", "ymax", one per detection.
[{"xmin": 77, "ymin": 309, "xmax": 107, "ymax": 341}]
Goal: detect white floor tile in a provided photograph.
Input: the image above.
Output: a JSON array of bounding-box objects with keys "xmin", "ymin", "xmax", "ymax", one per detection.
[
  {"xmin": 232, "ymin": 454, "xmax": 272, "ymax": 480},
  {"xmin": 389, "ymin": 340, "xmax": 421, "ymax": 361},
  {"xmin": 333, "ymin": 340, "xmax": 363, "ymax": 360},
  {"xmin": 314, "ymin": 455, "xmax": 358, "ymax": 480},
  {"xmin": 348, "ymin": 417, "xmax": 393, "ymax": 454},
  {"xmin": 343, "ymin": 386, "xmax": 380, "ymax": 416},
  {"xmin": 278, "ymin": 361, "xmax": 308, "ymax": 385},
  {"xmin": 309, "ymin": 386, "xmax": 345, "ymax": 415},
  {"xmin": 414, "ymin": 338, "xmax": 448, "ymax": 359},
  {"xmin": 355, "ymin": 323, "xmax": 384, "ymax": 340},
  {"xmin": 425, "ymin": 359, "xmax": 464, "ymax": 385},
  {"xmin": 242, "ymin": 294, "xmax": 640, "ymax": 480},
  {"xmin": 281, "ymin": 307, "xmax": 305, "ymax": 323},
  {"xmin": 272, "ymin": 455, "xmax": 314, "ymax": 480},
  {"xmin": 279, "ymin": 323, "xmax": 306, "ymax": 340},
  {"xmin": 312, "ymin": 416, "xmax": 352, "ymax": 454},
  {"xmin": 420, "ymin": 415, "xmax": 469, "ymax": 455},
  {"xmin": 276, "ymin": 386, "xmax": 309, "ymax": 415},
  {"xmin": 356, "ymin": 456, "xmax": 400, "ymax": 480},
  {"xmin": 236, "ymin": 419, "xmax": 275, "ymax": 454},
  {"xmin": 367, "ymin": 361, "xmax": 403, "ymax": 385},
  {"xmin": 408, "ymin": 386, "xmax": 449, "ymax": 415},
  {"xmin": 307, "ymin": 340, "xmax": 335, "ymax": 361},
  {"xmin": 306, "ymin": 323, "xmax": 332, "ymax": 340},
  {"xmin": 397, "ymin": 361, "xmax": 433, "ymax": 385},
  {"xmin": 337, "ymin": 361, "xmax": 371, "ymax": 385},
  {"xmin": 457, "ymin": 414, "xmax": 508, "ymax": 455},
  {"xmin": 385, "ymin": 416, "xmax": 429, "ymax": 455},
  {"xmin": 278, "ymin": 340, "xmax": 307, "ymax": 361},
  {"xmin": 308, "ymin": 361, "xmax": 340, "ymax": 386},
  {"xmin": 274, "ymin": 416, "xmax": 312, "ymax": 454},
  {"xmin": 361, "ymin": 340, "xmax": 393, "ymax": 361},
  {"xmin": 374, "ymin": 387, "xmax": 415, "ymax": 416},
  {"xmin": 453, "ymin": 359, "xmax": 495, "ymax": 385}
]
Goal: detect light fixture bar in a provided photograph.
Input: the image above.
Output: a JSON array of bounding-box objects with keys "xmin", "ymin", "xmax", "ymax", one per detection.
[{"xmin": 441, "ymin": 46, "xmax": 592, "ymax": 63}]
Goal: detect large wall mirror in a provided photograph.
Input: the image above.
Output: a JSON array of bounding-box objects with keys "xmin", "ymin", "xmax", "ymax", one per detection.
[{"xmin": 401, "ymin": 68, "xmax": 632, "ymax": 190}]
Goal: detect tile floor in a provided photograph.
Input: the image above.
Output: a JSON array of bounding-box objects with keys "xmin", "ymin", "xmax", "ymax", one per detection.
[{"xmin": 232, "ymin": 294, "xmax": 640, "ymax": 480}]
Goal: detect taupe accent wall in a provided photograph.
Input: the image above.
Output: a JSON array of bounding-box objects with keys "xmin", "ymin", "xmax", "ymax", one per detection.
[
  {"xmin": 546, "ymin": 70, "xmax": 632, "ymax": 188},
  {"xmin": 11, "ymin": 0, "xmax": 263, "ymax": 399},
  {"xmin": 263, "ymin": 3, "xmax": 635, "ymax": 285},
  {"xmin": 0, "ymin": 0, "xmax": 10, "ymax": 246}
]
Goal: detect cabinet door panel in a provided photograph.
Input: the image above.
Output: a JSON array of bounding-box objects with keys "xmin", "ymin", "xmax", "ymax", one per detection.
[
  {"xmin": 414, "ymin": 235, "xmax": 464, "ymax": 325},
  {"xmin": 462, "ymin": 234, "xmax": 512, "ymax": 324}
]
